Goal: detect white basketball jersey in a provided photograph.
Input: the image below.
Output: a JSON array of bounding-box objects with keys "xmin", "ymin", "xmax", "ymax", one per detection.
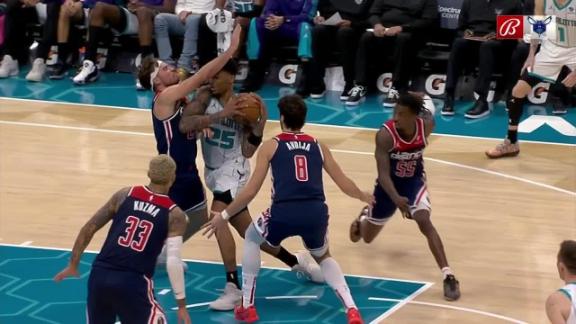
[
  {"xmin": 546, "ymin": 0, "xmax": 576, "ymax": 47},
  {"xmin": 201, "ymin": 98, "xmax": 246, "ymax": 170},
  {"xmin": 560, "ymin": 283, "xmax": 576, "ymax": 324}
]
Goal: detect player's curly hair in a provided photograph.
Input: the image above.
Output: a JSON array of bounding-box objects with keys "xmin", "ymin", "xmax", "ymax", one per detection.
[
  {"xmin": 559, "ymin": 240, "xmax": 576, "ymax": 274},
  {"xmin": 397, "ymin": 92, "xmax": 424, "ymax": 115},
  {"xmin": 137, "ymin": 56, "xmax": 157, "ymax": 91},
  {"xmin": 148, "ymin": 155, "xmax": 176, "ymax": 185}
]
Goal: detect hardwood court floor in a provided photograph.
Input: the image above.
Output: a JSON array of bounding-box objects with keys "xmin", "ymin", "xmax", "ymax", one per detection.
[{"xmin": 1, "ymin": 98, "xmax": 575, "ymax": 323}]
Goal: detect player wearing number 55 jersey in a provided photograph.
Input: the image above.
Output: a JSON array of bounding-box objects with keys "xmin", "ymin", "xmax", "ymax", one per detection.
[
  {"xmin": 54, "ymin": 155, "xmax": 192, "ymax": 324},
  {"xmin": 203, "ymin": 95, "xmax": 373, "ymax": 324},
  {"xmin": 349, "ymin": 92, "xmax": 461, "ymax": 302}
]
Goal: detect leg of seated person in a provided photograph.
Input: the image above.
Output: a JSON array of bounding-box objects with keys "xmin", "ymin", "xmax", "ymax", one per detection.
[
  {"xmin": 154, "ymin": 13, "xmax": 182, "ymax": 67},
  {"xmin": 241, "ymin": 17, "xmax": 276, "ymax": 92},
  {"xmin": 337, "ymin": 26, "xmax": 360, "ymax": 91},
  {"xmin": 444, "ymin": 37, "xmax": 478, "ymax": 100},
  {"xmin": 197, "ymin": 14, "xmax": 217, "ymax": 66},
  {"xmin": 177, "ymin": 13, "xmax": 201, "ymax": 77},
  {"xmin": 0, "ymin": 0, "xmax": 38, "ymax": 77},
  {"xmin": 26, "ymin": 1, "xmax": 61, "ymax": 81},
  {"xmin": 308, "ymin": 25, "xmax": 336, "ymax": 89},
  {"xmin": 345, "ymin": 31, "xmax": 378, "ymax": 105},
  {"xmin": 133, "ymin": 7, "xmax": 155, "ymax": 59},
  {"xmin": 390, "ymin": 32, "xmax": 417, "ymax": 93}
]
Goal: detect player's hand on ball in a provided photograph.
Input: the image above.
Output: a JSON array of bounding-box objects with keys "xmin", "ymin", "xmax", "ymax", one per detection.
[
  {"xmin": 202, "ymin": 211, "xmax": 227, "ymax": 239},
  {"xmin": 54, "ymin": 265, "xmax": 79, "ymax": 282},
  {"xmin": 222, "ymin": 95, "xmax": 246, "ymax": 119}
]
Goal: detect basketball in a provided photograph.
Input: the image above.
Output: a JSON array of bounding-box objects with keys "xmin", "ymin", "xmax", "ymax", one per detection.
[{"xmin": 235, "ymin": 93, "xmax": 263, "ymax": 125}]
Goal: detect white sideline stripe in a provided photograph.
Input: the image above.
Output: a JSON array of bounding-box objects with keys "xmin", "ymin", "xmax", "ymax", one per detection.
[
  {"xmin": 2, "ymin": 120, "xmax": 573, "ymax": 197},
  {"xmin": 170, "ymin": 302, "xmax": 211, "ymax": 310},
  {"xmin": 158, "ymin": 289, "xmax": 171, "ymax": 295},
  {"xmin": 19, "ymin": 241, "xmax": 34, "ymax": 246},
  {"xmin": 369, "ymin": 282, "xmax": 432, "ymax": 324},
  {"xmin": 1, "ymin": 96, "xmax": 574, "ymax": 147},
  {"xmin": 368, "ymin": 297, "xmax": 528, "ymax": 324},
  {"xmin": 265, "ymin": 295, "xmax": 318, "ymax": 300}
]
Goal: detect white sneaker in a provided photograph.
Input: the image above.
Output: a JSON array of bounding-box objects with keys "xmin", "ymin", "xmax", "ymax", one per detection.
[
  {"xmin": 0, "ymin": 55, "xmax": 19, "ymax": 78},
  {"xmin": 292, "ymin": 250, "xmax": 325, "ymax": 283},
  {"xmin": 73, "ymin": 60, "xmax": 99, "ymax": 85},
  {"xmin": 26, "ymin": 58, "xmax": 46, "ymax": 82},
  {"xmin": 209, "ymin": 282, "xmax": 242, "ymax": 311}
]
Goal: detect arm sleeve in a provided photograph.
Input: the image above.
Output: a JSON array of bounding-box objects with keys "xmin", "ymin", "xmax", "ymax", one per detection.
[{"xmin": 166, "ymin": 236, "xmax": 185, "ymax": 300}]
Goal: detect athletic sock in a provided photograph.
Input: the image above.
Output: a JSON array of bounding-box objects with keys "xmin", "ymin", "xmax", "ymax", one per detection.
[{"xmin": 320, "ymin": 258, "xmax": 356, "ymax": 309}]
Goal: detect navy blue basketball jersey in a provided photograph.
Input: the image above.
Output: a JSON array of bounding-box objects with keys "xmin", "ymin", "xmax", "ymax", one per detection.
[
  {"xmin": 381, "ymin": 118, "xmax": 427, "ymax": 182},
  {"xmin": 93, "ymin": 186, "xmax": 175, "ymax": 278},
  {"xmin": 152, "ymin": 97, "xmax": 199, "ymax": 176},
  {"xmin": 270, "ymin": 132, "xmax": 325, "ymax": 203}
]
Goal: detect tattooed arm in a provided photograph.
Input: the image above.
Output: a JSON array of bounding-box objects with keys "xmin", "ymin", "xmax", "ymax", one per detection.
[{"xmin": 54, "ymin": 187, "xmax": 130, "ymax": 281}]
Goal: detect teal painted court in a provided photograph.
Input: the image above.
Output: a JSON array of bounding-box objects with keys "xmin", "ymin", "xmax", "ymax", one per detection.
[{"xmin": 0, "ymin": 245, "xmax": 429, "ymax": 323}]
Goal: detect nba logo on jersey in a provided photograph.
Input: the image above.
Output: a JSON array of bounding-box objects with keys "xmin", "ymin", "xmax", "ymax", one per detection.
[{"xmin": 497, "ymin": 15, "xmax": 524, "ymax": 39}]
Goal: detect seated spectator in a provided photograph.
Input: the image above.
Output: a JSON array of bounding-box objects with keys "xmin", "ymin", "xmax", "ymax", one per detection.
[
  {"xmin": 72, "ymin": 0, "xmax": 175, "ymax": 86},
  {"xmin": 240, "ymin": 0, "xmax": 315, "ymax": 92},
  {"xmin": 346, "ymin": 0, "xmax": 438, "ymax": 106},
  {"xmin": 154, "ymin": 0, "xmax": 224, "ymax": 81},
  {"xmin": 441, "ymin": 0, "xmax": 523, "ymax": 118},
  {"xmin": 297, "ymin": 0, "xmax": 373, "ymax": 99},
  {"xmin": 197, "ymin": 0, "xmax": 265, "ymax": 65},
  {"xmin": 0, "ymin": 0, "xmax": 60, "ymax": 81}
]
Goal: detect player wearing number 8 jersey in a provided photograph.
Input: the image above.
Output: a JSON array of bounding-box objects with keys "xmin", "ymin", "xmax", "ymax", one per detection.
[
  {"xmin": 54, "ymin": 155, "xmax": 192, "ymax": 324},
  {"xmin": 203, "ymin": 95, "xmax": 373, "ymax": 324},
  {"xmin": 349, "ymin": 92, "xmax": 461, "ymax": 301}
]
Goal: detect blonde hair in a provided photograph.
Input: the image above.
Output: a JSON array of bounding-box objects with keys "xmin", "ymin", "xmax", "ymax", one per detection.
[{"xmin": 148, "ymin": 155, "xmax": 176, "ymax": 185}]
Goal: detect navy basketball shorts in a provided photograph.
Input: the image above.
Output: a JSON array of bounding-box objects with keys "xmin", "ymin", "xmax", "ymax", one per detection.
[
  {"xmin": 254, "ymin": 201, "xmax": 329, "ymax": 254},
  {"xmin": 369, "ymin": 177, "xmax": 431, "ymax": 225},
  {"xmin": 169, "ymin": 174, "xmax": 206, "ymax": 213},
  {"xmin": 87, "ymin": 267, "xmax": 165, "ymax": 324}
]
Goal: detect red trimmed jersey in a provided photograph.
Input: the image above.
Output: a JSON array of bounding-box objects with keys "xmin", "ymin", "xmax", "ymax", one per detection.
[
  {"xmin": 381, "ymin": 118, "xmax": 427, "ymax": 181},
  {"xmin": 270, "ymin": 132, "xmax": 325, "ymax": 204},
  {"xmin": 93, "ymin": 186, "xmax": 175, "ymax": 278}
]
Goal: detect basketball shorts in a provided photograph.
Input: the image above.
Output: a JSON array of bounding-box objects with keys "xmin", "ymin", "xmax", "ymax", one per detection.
[
  {"xmin": 204, "ymin": 159, "xmax": 250, "ymax": 199},
  {"xmin": 369, "ymin": 178, "xmax": 431, "ymax": 225},
  {"xmin": 169, "ymin": 174, "xmax": 206, "ymax": 212},
  {"xmin": 529, "ymin": 40, "xmax": 576, "ymax": 83},
  {"xmin": 114, "ymin": 7, "xmax": 139, "ymax": 35},
  {"xmin": 87, "ymin": 267, "xmax": 165, "ymax": 324},
  {"xmin": 254, "ymin": 201, "xmax": 329, "ymax": 254}
]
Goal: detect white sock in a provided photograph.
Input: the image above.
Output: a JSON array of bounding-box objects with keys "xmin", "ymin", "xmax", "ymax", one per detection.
[
  {"xmin": 320, "ymin": 257, "xmax": 356, "ymax": 309},
  {"xmin": 242, "ymin": 225, "xmax": 264, "ymax": 308},
  {"xmin": 441, "ymin": 267, "xmax": 454, "ymax": 279}
]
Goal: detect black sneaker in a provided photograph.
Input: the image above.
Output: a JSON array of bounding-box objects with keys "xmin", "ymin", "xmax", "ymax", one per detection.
[
  {"xmin": 443, "ymin": 275, "xmax": 461, "ymax": 301},
  {"xmin": 464, "ymin": 99, "xmax": 490, "ymax": 119},
  {"xmin": 346, "ymin": 85, "xmax": 367, "ymax": 106},
  {"xmin": 310, "ymin": 85, "xmax": 326, "ymax": 99},
  {"xmin": 441, "ymin": 96, "xmax": 455, "ymax": 116},
  {"xmin": 48, "ymin": 63, "xmax": 69, "ymax": 80},
  {"xmin": 382, "ymin": 88, "xmax": 399, "ymax": 107},
  {"xmin": 340, "ymin": 83, "xmax": 354, "ymax": 101}
]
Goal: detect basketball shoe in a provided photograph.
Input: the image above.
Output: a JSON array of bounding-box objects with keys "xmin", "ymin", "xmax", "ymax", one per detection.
[
  {"xmin": 292, "ymin": 250, "xmax": 325, "ymax": 283},
  {"xmin": 0, "ymin": 55, "xmax": 19, "ymax": 78},
  {"xmin": 443, "ymin": 274, "xmax": 461, "ymax": 301},
  {"xmin": 347, "ymin": 307, "xmax": 364, "ymax": 324},
  {"xmin": 382, "ymin": 88, "xmax": 399, "ymax": 107},
  {"xmin": 340, "ymin": 83, "xmax": 354, "ymax": 101},
  {"xmin": 26, "ymin": 58, "xmax": 46, "ymax": 82},
  {"xmin": 73, "ymin": 60, "xmax": 99, "ymax": 85},
  {"xmin": 346, "ymin": 85, "xmax": 367, "ymax": 106},
  {"xmin": 234, "ymin": 305, "xmax": 259, "ymax": 323},
  {"xmin": 485, "ymin": 139, "xmax": 520, "ymax": 159},
  {"xmin": 209, "ymin": 282, "xmax": 242, "ymax": 311}
]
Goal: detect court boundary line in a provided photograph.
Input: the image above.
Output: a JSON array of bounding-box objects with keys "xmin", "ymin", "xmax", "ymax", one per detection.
[
  {"xmin": 0, "ymin": 243, "xmax": 433, "ymax": 285},
  {"xmin": 1, "ymin": 119, "xmax": 574, "ymax": 197},
  {"xmin": 1, "ymin": 96, "xmax": 574, "ymax": 147},
  {"xmin": 369, "ymin": 282, "xmax": 433, "ymax": 324},
  {"xmin": 369, "ymin": 297, "xmax": 528, "ymax": 324}
]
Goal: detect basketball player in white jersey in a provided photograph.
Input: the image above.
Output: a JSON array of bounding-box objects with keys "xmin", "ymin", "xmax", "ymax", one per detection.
[
  {"xmin": 486, "ymin": 0, "xmax": 576, "ymax": 158},
  {"xmin": 546, "ymin": 240, "xmax": 576, "ymax": 324},
  {"xmin": 179, "ymin": 59, "xmax": 324, "ymax": 311}
]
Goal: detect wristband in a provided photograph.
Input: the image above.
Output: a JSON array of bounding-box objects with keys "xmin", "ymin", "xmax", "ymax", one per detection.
[
  {"xmin": 248, "ymin": 132, "xmax": 263, "ymax": 146},
  {"xmin": 221, "ymin": 210, "xmax": 231, "ymax": 220}
]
